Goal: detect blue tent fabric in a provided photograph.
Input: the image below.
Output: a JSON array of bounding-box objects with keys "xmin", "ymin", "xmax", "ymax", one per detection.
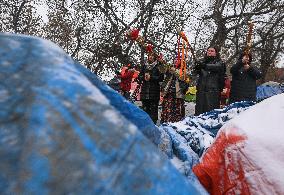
[
  {"xmin": 162, "ymin": 127, "xmax": 209, "ymax": 194},
  {"xmin": 73, "ymin": 62, "xmax": 164, "ymax": 147},
  {"xmin": 257, "ymin": 84, "xmax": 284, "ymax": 101},
  {"xmin": 0, "ymin": 34, "xmax": 202, "ymax": 194}
]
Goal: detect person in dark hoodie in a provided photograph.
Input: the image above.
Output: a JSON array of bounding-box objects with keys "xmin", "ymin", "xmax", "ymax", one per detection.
[
  {"xmin": 229, "ymin": 51, "xmax": 262, "ymax": 103},
  {"xmin": 193, "ymin": 47, "xmax": 226, "ymax": 115}
]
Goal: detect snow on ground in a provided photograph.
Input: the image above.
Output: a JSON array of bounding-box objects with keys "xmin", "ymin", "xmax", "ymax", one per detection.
[
  {"xmin": 185, "ymin": 102, "xmax": 196, "ymax": 116},
  {"xmin": 148, "ymin": 101, "xmax": 254, "ymax": 195}
]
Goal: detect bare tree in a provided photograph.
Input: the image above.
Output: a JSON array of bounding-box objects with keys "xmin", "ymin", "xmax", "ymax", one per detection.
[
  {"xmin": 197, "ymin": 0, "xmax": 284, "ymax": 82},
  {"xmin": 69, "ymin": 0, "xmax": 197, "ymax": 79},
  {"xmin": 0, "ymin": 0, "xmax": 43, "ymax": 35},
  {"xmin": 1, "ymin": 0, "xmax": 283, "ymax": 82}
]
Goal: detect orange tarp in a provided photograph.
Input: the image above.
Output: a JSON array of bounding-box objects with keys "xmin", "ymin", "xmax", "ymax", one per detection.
[{"xmin": 193, "ymin": 128, "xmax": 250, "ymax": 195}]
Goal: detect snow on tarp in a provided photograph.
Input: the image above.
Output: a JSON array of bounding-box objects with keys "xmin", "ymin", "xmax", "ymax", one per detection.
[
  {"xmin": 0, "ymin": 33, "xmax": 202, "ymax": 194},
  {"xmin": 193, "ymin": 93, "xmax": 284, "ymax": 194},
  {"xmin": 257, "ymin": 82, "xmax": 284, "ymax": 101},
  {"xmin": 159, "ymin": 101, "xmax": 254, "ymax": 157},
  {"xmin": 155, "ymin": 102, "xmax": 253, "ymax": 195}
]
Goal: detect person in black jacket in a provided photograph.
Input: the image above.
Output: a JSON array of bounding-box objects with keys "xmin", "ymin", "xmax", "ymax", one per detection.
[
  {"xmin": 138, "ymin": 54, "xmax": 164, "ymax": 124},
  {"xmin": 194, "ymin": 47, "xmax": 226, "ymax": 115},
  {"xmin": 229, "ymin": 52, "xmax": 262, "ymax": 103}
]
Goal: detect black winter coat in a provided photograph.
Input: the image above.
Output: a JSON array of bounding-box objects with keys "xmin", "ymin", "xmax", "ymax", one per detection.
[
  {"xmin": 139, "ymin": 62, "xmax": 163, "ymax": 100},
  {"xmin": 194, "ymin": 58, "xmax": 226, "ymax": 115},
  {"xmin": 229, "ymin": 60, "xmax": 262, "ymax": 103}
]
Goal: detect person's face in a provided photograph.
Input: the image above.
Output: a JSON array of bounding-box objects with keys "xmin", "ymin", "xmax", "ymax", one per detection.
[
  {"xmin": 175, "ymin": 59, "xmax": 181, "ymax": 66},
  {"xmin": 242, "ymin": 55, "xmax": 250, "ymax": 64},
  {"xmin": 148, "ymin": 55, "xmax": 155, "ymax": 63},
  {"xmin": 207, "ymin": 48, "xmax": 217, "ymax": 57}
]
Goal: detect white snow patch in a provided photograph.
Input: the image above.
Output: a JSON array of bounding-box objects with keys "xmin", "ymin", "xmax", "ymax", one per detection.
[{"xmin": 170, "ymin": 156, "xmax": 185, "ymax": 171}]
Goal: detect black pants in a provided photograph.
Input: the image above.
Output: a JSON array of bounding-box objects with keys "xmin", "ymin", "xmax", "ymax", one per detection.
[{"xmin": 141, "ymin": 99, "xmax": 159, "ymax": 124}]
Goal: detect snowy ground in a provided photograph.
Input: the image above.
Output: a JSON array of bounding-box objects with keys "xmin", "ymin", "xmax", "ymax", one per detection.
[{"xmin": 185, "ymin": 102, "xmax": 196, "ymax": 116}]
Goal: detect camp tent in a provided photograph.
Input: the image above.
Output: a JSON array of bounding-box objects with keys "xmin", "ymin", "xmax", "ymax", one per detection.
[
  {"xmin": 193, "ymin": 94, "xmax": 284, "ymax": 194},
  {"xmin": 257, "ymin": 81, "xmax": 284, "ymax": 101}
]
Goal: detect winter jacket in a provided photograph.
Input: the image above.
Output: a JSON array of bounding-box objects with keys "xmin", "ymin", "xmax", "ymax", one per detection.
[
  {"xmin": 139, "ymin": 61, "xmax": 163, "ymax": 100},
  {"xmin": 229, "ymin": 60, "xmax": 262, "ymax": 103},
  {"xmin": 119, "ymin": 67, "xmax": 134, "ymax": 92},
  {"xmin": 194, "ymin": 58, "xmax": 226, "ymax": 115}
]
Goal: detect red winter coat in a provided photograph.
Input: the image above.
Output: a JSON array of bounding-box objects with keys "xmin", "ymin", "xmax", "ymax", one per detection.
[{"xmin": 119, "ymin": 67, "xmax": 134, "ymax": 92}]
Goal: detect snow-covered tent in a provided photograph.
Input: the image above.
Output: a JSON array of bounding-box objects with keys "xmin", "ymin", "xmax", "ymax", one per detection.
[
  {"xmin": 257, "ymin": 81, "xmax": 284, "ymax": 101},
  {"xmin": 0, "ymin": 33, "xmax": 203, "ymax": 194},
  {"xmin": 193, "ymin": 94, "xmax": 284, "ymax": 194},
  {"xmin": 159, "ymin": 101, "xmax": 254, "ymax": 157},
  {"xmin": 152, "ymin": 101, "xmax": 253, "ymax": 195}
]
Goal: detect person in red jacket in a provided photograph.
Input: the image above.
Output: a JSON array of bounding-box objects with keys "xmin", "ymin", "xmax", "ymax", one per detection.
[
  {"xmin": 220, "ymin": 77, "xmax": 231, "ymax": 108},
  {"xmin": 119, "ymin": 64, "xmax": 135, "ymax": 100}
]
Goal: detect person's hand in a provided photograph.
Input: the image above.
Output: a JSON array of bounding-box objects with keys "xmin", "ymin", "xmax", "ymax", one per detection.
[
  {"xmin": 221, "ymin": 88, "xmax": 227, "ymax": 95},
  {"xmin": 145, "ymin": 73, "xmax": 150, "ymax": 81},
  {"xmin": 169, "ymin": 67, "xmax": 176, "ymax": 74},
  {"xmin": 244, "ymin": 64, "xmax": 250, "ymax": 70}
]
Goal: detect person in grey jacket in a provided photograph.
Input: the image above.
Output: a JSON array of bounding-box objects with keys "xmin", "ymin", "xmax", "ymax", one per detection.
[{"xmin": 229, "ymin": 52, "xmax": 262, "ymax": 103}]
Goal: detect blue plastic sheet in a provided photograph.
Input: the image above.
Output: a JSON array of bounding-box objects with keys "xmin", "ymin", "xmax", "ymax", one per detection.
[
  {"xmin": 0, "ymin": 33, "xmax": 202, "ymax": 194},
  {"xmin": 257, "ymin": 85, "xmax": 284, "ymax": 101}
]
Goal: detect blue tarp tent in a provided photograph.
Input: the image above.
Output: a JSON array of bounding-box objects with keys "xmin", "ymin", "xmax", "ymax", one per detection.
[
  {"xmin": 257, "ymin": 82, "xmax": 284, "ymax": 101},
  {"xmin": 0, "ymin": 34, "xmax": 202, "ymax": 194}
]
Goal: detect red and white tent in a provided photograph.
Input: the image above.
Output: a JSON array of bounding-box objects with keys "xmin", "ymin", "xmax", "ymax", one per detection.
[{"xmin": 193, "ymin": 94, "xmax": 284, "ymax": 194}]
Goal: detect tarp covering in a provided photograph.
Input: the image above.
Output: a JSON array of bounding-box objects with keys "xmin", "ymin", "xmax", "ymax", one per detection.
[
  {"xmin": 193, "ymin": 94, "xmax": 284, "ymax": 194},
  {"xmin": 0, "ymin": 33, "xmax": 202, "ymax": 194},
  {"xmin": 256, "ymin": 82, "xmax": 284, "ymax": 101},
  {"xmin": 156, "ymin": 101, "xmax": 253, "ymax": 195},
  {"xmin": 158, "ymin": 101, "xmax": 253, "ymax": 156}
]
